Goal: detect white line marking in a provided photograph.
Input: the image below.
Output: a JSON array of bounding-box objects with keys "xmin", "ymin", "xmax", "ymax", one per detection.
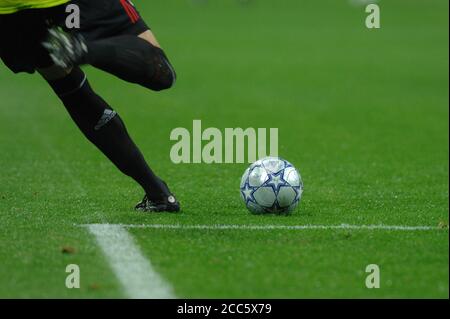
[
  {"xmin": 87, "ymin": 224, "xmax": 175, "ymax": 299},
  {"xmin": 85, "ymin": 223, "xmax": 447, "ymax": 231}
]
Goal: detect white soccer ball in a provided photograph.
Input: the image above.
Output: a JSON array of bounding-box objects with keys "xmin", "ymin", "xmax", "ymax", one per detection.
[{"xmin": 240, "ymin": 157, "xmax": 304, "ymax": 214}]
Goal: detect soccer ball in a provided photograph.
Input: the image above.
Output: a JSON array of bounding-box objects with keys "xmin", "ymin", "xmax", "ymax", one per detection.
[{"xmin": 240, "ymin": 157, "xmax": 304, "ymax": 214}]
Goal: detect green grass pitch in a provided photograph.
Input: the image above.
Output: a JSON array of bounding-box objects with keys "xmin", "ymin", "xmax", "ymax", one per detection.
[{"xmin": 0, "ymin": 0, "xmax": 448, "ymax": 298}]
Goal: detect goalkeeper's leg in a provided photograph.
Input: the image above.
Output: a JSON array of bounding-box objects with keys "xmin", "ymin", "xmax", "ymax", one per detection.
[{"xmin": 38, "ymin": 65, "xmax": 180, "ymax": 212}]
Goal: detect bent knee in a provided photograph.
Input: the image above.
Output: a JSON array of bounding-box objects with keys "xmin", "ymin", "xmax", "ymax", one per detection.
[
  {"xmin": 152, "ymin": 71, "xmax": 176, "ymax": 91},
  {"xmin": 142, "ymin": 49, "xmax": 177, "ymax": 91},
  {"xmin": 148, "ymin": 61, "xmax": 176, "ymax": 91}
]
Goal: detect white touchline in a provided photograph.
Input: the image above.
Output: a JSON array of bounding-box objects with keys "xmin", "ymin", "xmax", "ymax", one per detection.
[
  {"xmin": 84, "ymin": 222, "xmax": 445, "ymax": 297},
  {"xmin": 84, "ymin": 223, "xmax": 447, "ymax": 231},
  {"xmin": 87, "ymin": 224, "xmax": 175, "ymax": 299}
]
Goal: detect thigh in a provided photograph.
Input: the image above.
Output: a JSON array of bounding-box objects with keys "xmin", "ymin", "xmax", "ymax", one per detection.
[
  {"xmin": 0, "ymin": 6, "xmax": 67, "ymax": 73},
  {"xmin": 0, "ymin": 12, "xmax": 38, "ymax": 73}
]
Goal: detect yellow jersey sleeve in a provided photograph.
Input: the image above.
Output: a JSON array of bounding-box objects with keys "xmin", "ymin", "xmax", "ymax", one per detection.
[{"xmin": 0, "ymin": 0, "xmax": 70, "ymax": 14}]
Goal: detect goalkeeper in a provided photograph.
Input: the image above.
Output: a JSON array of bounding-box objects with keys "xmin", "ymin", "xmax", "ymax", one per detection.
[{"xmin": 0, "ymin": 0, "xmax": 180, "ymax": 212}]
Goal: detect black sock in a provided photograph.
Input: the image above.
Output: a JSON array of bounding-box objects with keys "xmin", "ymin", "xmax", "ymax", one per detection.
[
  {"xmin": 84, "ymin": 35, "xmax": 176, "ymax": 91},
  {"xmin": 45, "ymin": 67, "xmax": 170, "ymax": 200}
]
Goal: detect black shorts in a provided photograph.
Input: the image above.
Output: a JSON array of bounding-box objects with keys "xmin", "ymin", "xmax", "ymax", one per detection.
[
  {"xmin": 73, "ymin": 0, "xmax": 149, "ymax": 41},
  {"xmin": 0, "ymin": 0, "xmax": 149, "ymax": 74}
]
